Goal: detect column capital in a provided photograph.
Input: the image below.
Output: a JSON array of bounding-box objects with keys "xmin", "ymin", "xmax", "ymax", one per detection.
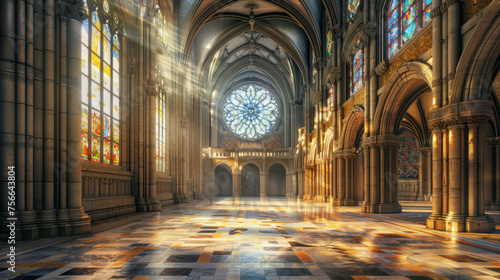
[
  {"xmin": 57, "ymin": 0, "xmax": 86, "ymax": 21},
  {"xmin": 487, "ymin": 137, "xmax": 500, "ymax": 146}
]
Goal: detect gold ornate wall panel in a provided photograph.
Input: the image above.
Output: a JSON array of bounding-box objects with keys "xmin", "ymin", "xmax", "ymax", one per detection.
[
  {"xmin": 379, "ymin": 28, "xmax": 432, "ymax": 87},
  {"xmin": 343, "ymin": 88, "xmax": 365, "ymax": 118},
  {"xmin": 214, "ymin": 159, "xmax": 236, "ymax": 168},
  {"xmin": 462, "ymin": 0, "xmax": 492, "ymax": 23}
]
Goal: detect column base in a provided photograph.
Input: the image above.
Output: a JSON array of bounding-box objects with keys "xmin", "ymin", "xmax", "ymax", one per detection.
[
  {"xmin": 38, "ymin": 209, "xmax": 58, "ymax": 238},
  {"xmin": 136, "ymin": 197, "xmax": 148, "ymax": 211},
  {"xmin": 343, "ymin": 198, "xmax": 358, "ymax": 206},
  {"xmin": 19, "ymin": 210, "xmax": 39, "ymax": 240},
  {"xmin": 314, "ymin": 195, "xmax": 326, "ymax": 202},
  {"xmin": 466, "ymin": 215, "xmax": 495, "ymax": 233},
  {"xmin": 57, "ymin": 209, "xmax": 72, "ymax": 236},
  {"xmin": 426, "ymin": 214, "xmax": 444, "ymax": 230},
  {"xmin": 149, "ymin": 197, "xmax": 162, "ymax": 211},
  {"xmin": 443, "ymin": 215, "xmax": 467, "ymax": 232},
  {"xmin": 68, "ymin": 207, "xmax": 91, "ymax": 235}
]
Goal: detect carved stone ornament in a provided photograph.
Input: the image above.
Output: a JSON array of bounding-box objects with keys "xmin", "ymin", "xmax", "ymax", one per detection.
[
  {"xmin": 145, "ymin": 80, "xmax": 158, "ymax": 97},
  {"xmin": 128, "ymin": 56, "xmax": 138, "ymax": 74},
  {"xmin": 331, "ymin": 67, "xmax": 341, "ymax": 80},
  {"xmin": 57, "ymin": 0, "xmax": 86, "ymax": 21},
  {"xmin": 374, "ymin": 60, "xmax": 389, "ymax": 76},
  {"xmin": 430, "ymin": 7, "xmax": 442, "ymax": 19},
  {"xmin": 364, "ymin": 21, "xmax": 378, "ymax": 41},
  {"xmin": 432, "ymin": 78, "xmax": 443, "ymax": 87}
]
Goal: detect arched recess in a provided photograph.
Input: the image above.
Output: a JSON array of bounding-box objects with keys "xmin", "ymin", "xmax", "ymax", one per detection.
[
  {"xmin": 268, "ymin": 163, "xmax": 287, "ymax": 197},
  {"xmin": 372, "ymin": 61, "xmax": 433, "ymax": 136},
  {"xmin": 214, "ymin": 164, "xmax": 233, "ymax": 197},
  {"xmin": 241, "ymin": 163, "xmax": 261, "ymax": 197},
  {"xmin": 451, "ymin": 1, "xmax": 500, "ymax": 103},
  {"xmin": 340, "ymin": 105, "xmax": 364, "ymax": 149},
  {"xmin": 324, "ymin": 128, "xmax": 335, "ymax": 158}
]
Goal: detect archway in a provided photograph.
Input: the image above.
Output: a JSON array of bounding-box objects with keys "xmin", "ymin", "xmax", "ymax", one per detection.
[
  {"xmin": 214, "ymin": 164, "xmax": 233, "ymax": 196},
  {"xmin": 268, "ymin": 164, "xmax": 287, "ymax": 197},
  {"xmin": 241, "ymin": 163, "xmax": 260, "ymax": 197}
]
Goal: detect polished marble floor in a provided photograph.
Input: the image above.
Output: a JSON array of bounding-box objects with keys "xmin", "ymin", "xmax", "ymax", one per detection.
[{"xmin": 1, "ymin": 198, "xmax": 500, "ymax": 280}]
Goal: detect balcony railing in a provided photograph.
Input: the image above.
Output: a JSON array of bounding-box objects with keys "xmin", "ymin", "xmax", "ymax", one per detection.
[{"xmin": 203, "ymin": 148, "xmax": 293, "ymax": 159}]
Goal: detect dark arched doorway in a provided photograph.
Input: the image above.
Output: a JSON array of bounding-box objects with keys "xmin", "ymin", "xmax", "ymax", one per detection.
[
  {"xmin": 214, "ymin": 164, "xmax": 232, "ymax": 196},
  {"xmin": 268, "ymin": 164, "xmax": 286, "ymax": 197},
  {"xmin": 241, "ymin": 164, "xmax": 260, "ymax": 197}
]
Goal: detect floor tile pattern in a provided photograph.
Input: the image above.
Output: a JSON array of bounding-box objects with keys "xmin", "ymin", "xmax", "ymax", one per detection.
[{"xmin": 1, "ymin": 198, "xmax": 499, "ymax": 279}]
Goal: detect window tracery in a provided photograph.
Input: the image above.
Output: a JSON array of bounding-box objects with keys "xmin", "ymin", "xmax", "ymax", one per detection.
[{"xmin": 81, "ymin": 0, "xmax": 121, "ymax": 165}]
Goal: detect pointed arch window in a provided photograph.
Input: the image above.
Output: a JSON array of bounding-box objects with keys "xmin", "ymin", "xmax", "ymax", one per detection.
[
  {"xmin": 155, "ymin": 4, "xmax": 167, "ymax": 45},
  {"xmin": 349, "ymin": 48, "xmax": 364, "ymax": 96},
  {"xmin": 348, "ymin": 0, "xmax": 360, "ymax": 19},
  {"xmin": 388, "ymin": 0, "xmax": 432, "ymax": 58},
  {"xmin": 81, "ymin": 0, "xmax": 121, "ymax": 165}
]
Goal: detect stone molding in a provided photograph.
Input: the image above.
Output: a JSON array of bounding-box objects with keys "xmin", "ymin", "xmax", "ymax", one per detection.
[
  {"xmin": 57, "ymin": 0, "xmax": 86, "ymax": 21},
  {"xmin": 427, "ymin": 101, "xmax": 494, "ymax": 127},
  {"xmin": 145, "ymin": 80, "xmax": 158, "ymax": 97},
  {"xmin": 374, "ymin": 60, "xmax": 389, "ymax": 76},
  {"xmin": 128, "ymin": 56, "xmax": 138, "ymax": 74}
]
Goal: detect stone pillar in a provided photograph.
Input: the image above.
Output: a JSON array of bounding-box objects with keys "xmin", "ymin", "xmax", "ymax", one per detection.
[
  {"xmin": 445, "ymin": 125, "xmax": 465, "ymax": 231},
  {"xmin": 286, "ymin": 172, "xmax": 296, "ymax": 199},
  {"xmin": 427, "ymin": 129, "xmax": 443, "ymax": 229},
  {"xmin": 466, "ymin": 123, "xmax": 495, "ymax": 232},
  {"xmin": 62, "ymin": 2, "xmax": 91, "ymax": 235},
  {"xmin": 431, "ymin": 0, "xmax": 443, "ymax": 108},
  {"xmin": 260, "ymin": 172, "xmax": 268, "ymax": 197},
  {"xmin": 297, "ymin": 168, "xmax": 305, "ymax": 199},
  {"xmin": 39, "ymin": 0, "xmax": 58, "ymax": 238},
  {"xmin": 344, "ymin": 154, "xmax": 358, "ymax": 206},
  {"xmin": 335, "ymin": 156, "xmax": 344, "ymax": 206},
  {"xmin": 362, "ymin": 145, "xmax": 370, "ymax": 211},
  {"xmin": 233, "ymin": 171, "xmax": 241, "ymax": 197},
  {"xmin": 442, "ymin": 129, "xmax": 449, "ymax": 215}
]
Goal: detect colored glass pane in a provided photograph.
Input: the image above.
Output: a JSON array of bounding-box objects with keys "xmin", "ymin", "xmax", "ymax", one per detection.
[
  {"xmin": 82, "ymin": 46, "xmax": 89, "ymax": 74},
  {"xmin": 312, "ymin": 68, "xmax": 317, "ymax": 85},
  {"xmin": 223, "ymin": 85, "xmax": 279, "ymax": 139},
  {"xmin": 326, "ymin": 30, "xmax": 333, "ymax": 57},
  {"xmin": 103, "ymin": 38, "xmax": 111, "ymax": 64},
  {"xmin": 348, "ymin": 0, "xmax": 360, "ymax": 19},
  {"xmin": 113, "ymin": 34, "xmax": 119, "ymax": 49},
  {"xmin": 113, "ymin": 143, "xmax": 119, "ymax": 165},
  {"xmin": 350, "ymin": 49, "xmax": 364, "ymax": 95},
  {"xmin": 91, "ymin": 135, "xmax": 100, "ymax": 162},
  {"xmin": 103, "ymin": 0, "xmax": 109, "ymax": 13},
  {"xmin": 113, "ymin": 70, "xmax": 119, "ymax": 94},
  {"xmin": 103, "ymin": 139, "xmax": 111, "ymax": 164},
  {"xmin": 103, "ymin": 64, "xmax": 111, "ymax": 90},
  {"xmin": 91, "ymin": 81, "xmax": 100, "ymax": 109},
  {"xmin": 82, "ymin": 107, "xmax": 89, "ymax": 132},
  {"xmin": 82, "ymin": 20, "xmax": 89, "ymax": 45},
  {"xmin": 82, "ymin": 75, "xmax": 89, "ymax": 104},
  {"xmin": 92, "ymin": 111, "xmax": 101, "ymax": 136},
  {"xmin": 91, "ymin": 53, "xmax": 100, "ymax": 82},
  {"xmin": 83, "ymin": 0, "xmax": 88, "ymax": 15},
  {"xmin": 398, "ymin": 128, "xmax": 419, "ymax": 179},
  {"xmin": 113, "ymin": 95, "xmax": 120, "ymax": 116},
  {"xmin": 92, "ymin": 11, "xmax": 100, "ymax": 30},
  {"xmin": 113, "ymin": 48, "xmax": 119, "ymax": 70},
  {"xmin": 103, "ymin": 115, "xmax": 111, "ymax": 139},
  {"xmin": 113, "ymin": 120, "xmax": 119, "ymax": 143},
  {"xmin": 82, "ymin": 132, "xmax": 89, "ymax": 160}
]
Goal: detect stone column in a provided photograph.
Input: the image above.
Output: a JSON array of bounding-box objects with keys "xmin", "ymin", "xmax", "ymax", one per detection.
[
  {"xmin": 297, "ymin": 168, "xmax": 305, "ymax": 199},
  {"xmin": 260, "ymin": 172, "xmax": 268, "ymax": 197},
  {"xmin": 369, "ymin": 144, "xmax": 379, "ymax": 212},
  {"xmin": 427, "ymin": 129, "xmax": 443, "ymax": 229},
  {"xmin": 466, "ymin": 122, "xmax": 495, "ymax": 232},
  {"xmin": 344, "ymin": 154, "xmax": 358, "ymax": 206},
  {"xmin": 442, "ymin": 129, "xmax": 449, "ymax": 215},
  {"xmin": 39, "ymin": 0, "xmax": 58, "ymax": 238},
  {"xmin": 445, "ymin": 124, "xmax": 465, "ymax": 231},
  {"xmin": 233, "ymin": 171, "xmax": 241, "ymax": 197},
  {"xmin": 431, "ymin": 0, "xmax": 442, "ymax": 108},
  {"xmin": 447, "ymin": 0, "xmax": 460, "ymax": 99},
  {"xmin": 379, "ymin": 142, "xmax": 402, "ymax": 213},
  {"xmin": 335, "ymin": 156, "xmax": 344, "ymax": 206},
  {"xmin": 362, "ymin": 145, "xmax": 371, "ymax": 211},
  {"xmin": 61, "ymin": 1, "xmax": 91, "ymax": 235}
]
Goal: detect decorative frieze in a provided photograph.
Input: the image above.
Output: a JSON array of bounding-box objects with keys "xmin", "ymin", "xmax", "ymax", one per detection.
[{"xmin": 145, "ymin": 80, "xmax": 158, "ymax": 96}]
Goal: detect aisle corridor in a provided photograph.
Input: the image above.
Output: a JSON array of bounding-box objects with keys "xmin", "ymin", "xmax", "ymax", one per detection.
[{"xmin": 2, "ymin": 198, "xmax": 500, "ymax": 279}]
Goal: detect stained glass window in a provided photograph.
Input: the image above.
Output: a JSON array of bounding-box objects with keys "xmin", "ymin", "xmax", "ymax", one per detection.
[
  {"xmin": 388, "ymin": 0, "xmax": 432, "ymax": 58},
  {"xmin": 350, "ymin": 49, "xmax": 364, "ymax": 96},
  {"xmin": 223, "ymin": 85, "xmax": 279, "ymax": 139},
  {"xmin": 326, "ymin": 29, "xmax": 333, "ymax": 57},
  {"xmin": 348, "ymin": 0, "xmax": 360, "ymax": 19},
  {"xmin": 155, "ymin": 5, "xmax": 167, "ymax": 45},
  {"xmin": 327, "ymin": 86, "xmax": 335, "ymax": 110},
  {"xmin": 156, "ymin": 85, "xmax": 166, "ymax": 173},
  {"xmin": 82, "ymin": 0, "xmax": 120, "ymax": 165},
  {"xmin": 312, "ymin": 68, "xmax": 317, "ymax": 85},
  {"xmin": 398, "ymin": 128, "xmax": 419, "ymax": 179}
]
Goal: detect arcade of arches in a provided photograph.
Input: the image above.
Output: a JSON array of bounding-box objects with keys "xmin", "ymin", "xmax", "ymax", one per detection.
[{"xmin": 1, "ymin": 0, "xmax": 500, "ymax": 250}]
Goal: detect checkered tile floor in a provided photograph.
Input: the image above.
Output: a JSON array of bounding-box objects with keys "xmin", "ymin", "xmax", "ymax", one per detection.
[{"xmin": 1, "ymin": 198, "xmax": 500, "ymax": 279}]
